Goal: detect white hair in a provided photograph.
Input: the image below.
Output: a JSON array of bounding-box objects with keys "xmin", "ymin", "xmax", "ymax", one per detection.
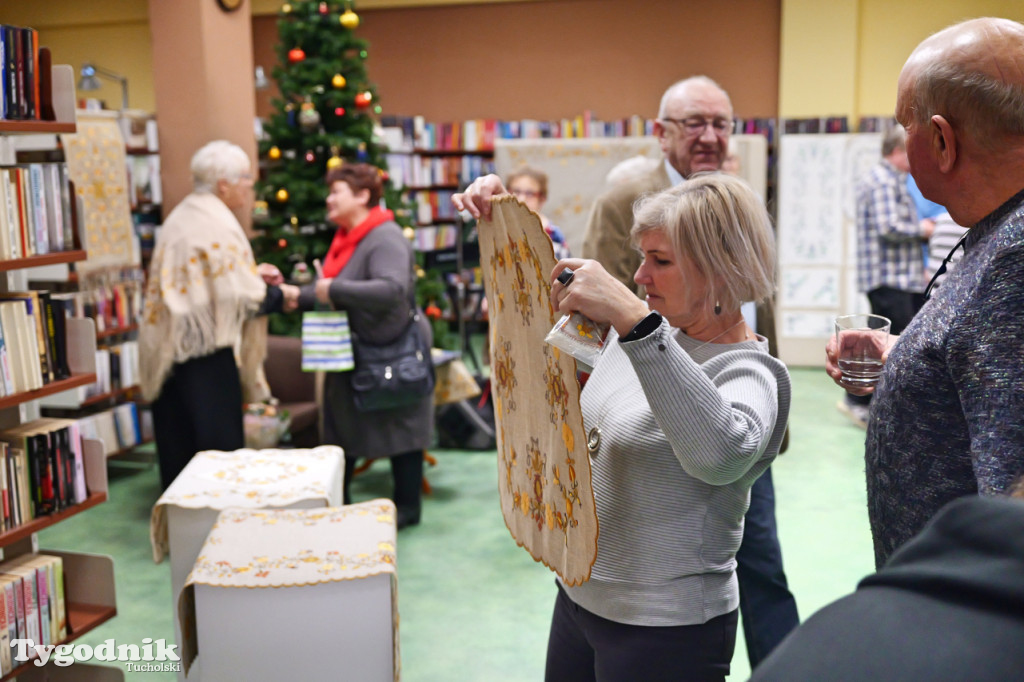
[
  {"xmin": 658, "ymin": 75, "xmax": 731, "ymax": 119},
  {"xmin": 605, "ymin": 155, "xmax": 660, "ymax": 186},
  {"xmin": 190, "ymin": 140, "xmax": 251, "ymax": 193}
]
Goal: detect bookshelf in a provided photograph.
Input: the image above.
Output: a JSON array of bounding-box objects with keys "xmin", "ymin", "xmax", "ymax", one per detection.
[{"xmin": 0, "ymin": 40, "xmax": 122, "ymax": 680}]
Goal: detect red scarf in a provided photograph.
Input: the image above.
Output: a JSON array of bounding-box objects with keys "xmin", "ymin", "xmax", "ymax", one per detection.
[{"xmin": 321, "ymin": 206, "xmax": 395, "ymax": 278}]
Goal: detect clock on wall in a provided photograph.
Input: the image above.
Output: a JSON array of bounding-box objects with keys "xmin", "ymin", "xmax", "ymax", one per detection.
[{"xmin": 217, "ymin": 0, "xmax": 243, "ymax": 12}]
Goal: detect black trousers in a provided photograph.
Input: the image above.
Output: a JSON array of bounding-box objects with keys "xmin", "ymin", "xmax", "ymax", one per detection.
[
  {"xmin": 343, "ymin": 449, "xmax": 423, "ymax": 514},
  {"xmin": 152, "ymin": 348, "xmax": 244, "ymax": 490},
  {"xmin": 848, "ymin": 286, "xmax": 926, "ymax": 406},
  {"xmin": 545, "ymin": 583, "xmax": 738, "ymax": 682}
]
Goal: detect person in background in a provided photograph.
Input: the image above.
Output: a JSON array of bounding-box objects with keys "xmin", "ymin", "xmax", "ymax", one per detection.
[
  {"xmin": 455, "ymin": 172, "xmax": 790, "ymax": 682},
  {"xmin": 507, "ymin": 166, "xmax": 571, "ymax": 260},
  {"xmin": 582, "ymin": 75, "xmax": 799, "ymax": 669},
  {"xmin": 140, "ymin": 140, "xmax": 299, "ymax": 490},
  {"xmin": 925, "ymin": 211, "xmax": 970, "ymax": 290},
  {"xmin": 838, "ymin": 124, "xmax": 933, "ymax": 429},
  {"xmin": 826, "ymin": 17, "xmax": 1024, "ymax": 569},
  {"xmin": 604, "ymin": 155, "xmax": 660, "ymax": 187},
  {"xmin": 294, "ymin": 163, "xmax": 433, "ymax": 529}
]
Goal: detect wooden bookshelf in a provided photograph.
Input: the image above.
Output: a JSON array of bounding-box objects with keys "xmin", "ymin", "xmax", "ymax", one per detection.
[
  {"xmin": 405, "ymin": 184, "xmax": 460, "ymax": 191},
  {"xmin": 81, "ymin": 384, "xmax": 140, "ymax": 408},
  {"xmin": 0, "ymin": 373, "xmax": 97, "ymax": 411},
  {"xmin": 107, "ymin": 437, "xmax": 153, "ymax": 459},
  {"xmin": 0, "ymin": 491, "xmax": 107, "ymax": 548},
  {"xmin": 1, "ymin": 601, "xmax": 117, "ymax": 681},
  {"xmin": 0, "ymin": 120, "xmax": 76, "ymax": 135},
  {"xmin": 411, "ymin": 148, "xmax": 494, "ymax": 156},
  {"xmin": 96, "ymin": 323, "xmax": 139, "ymax": 341},
  {"xmin": 0, "ymin": 250, "xmax": 88, "ymax": 272}
]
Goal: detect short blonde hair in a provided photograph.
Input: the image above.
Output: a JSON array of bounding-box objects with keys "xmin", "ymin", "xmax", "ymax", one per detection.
[
  {"xmin": 506, "ymin": 166, "xmax": 548, "ymax": 198},
  {"xmin": 631, "ymin": 172, "xmax": 776, "ymax": 315},
  {"xmin": 191, "ymin": 140, "xmax": 251, "ymax": 193}
]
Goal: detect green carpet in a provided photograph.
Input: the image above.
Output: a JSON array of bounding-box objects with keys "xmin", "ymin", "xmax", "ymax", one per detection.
[{"xmin": 37, "ymin": 367, "xmax": 873, "ymax": 681}]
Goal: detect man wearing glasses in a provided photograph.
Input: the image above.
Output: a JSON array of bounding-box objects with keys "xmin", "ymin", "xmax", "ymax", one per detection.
[{"xmin": 581, "ymin": 76, "xmax": 799, "ymax": 669}]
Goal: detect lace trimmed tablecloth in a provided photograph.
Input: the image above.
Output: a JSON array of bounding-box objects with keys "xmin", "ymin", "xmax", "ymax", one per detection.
[{"xmin": 150, "ymin": 446, "xmax": 344, "ymax": 563}]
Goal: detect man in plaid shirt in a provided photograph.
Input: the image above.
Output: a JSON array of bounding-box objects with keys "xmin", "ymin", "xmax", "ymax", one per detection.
[{"xmin": 840, "ymin": 125, "xmax": 933, "ymax": 427}]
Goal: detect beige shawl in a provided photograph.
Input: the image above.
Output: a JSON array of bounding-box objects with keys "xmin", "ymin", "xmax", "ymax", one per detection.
[{"xmin": 139, "ymin": 192, "xmax": 269, "ymax": 403}]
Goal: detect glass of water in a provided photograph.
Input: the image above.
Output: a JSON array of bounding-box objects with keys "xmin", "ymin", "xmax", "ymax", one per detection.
[{"xmin": 834, "ymin": 314, "xmax": 891, "ymax": 389}]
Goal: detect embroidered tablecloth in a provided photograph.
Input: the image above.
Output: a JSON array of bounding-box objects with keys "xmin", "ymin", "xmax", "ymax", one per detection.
[
  {"xmin": 480, "ymin": 198, "xmax": 598, "ymax": 585},
  {"xmin": 150, "ymin": 446, "xmax": 344, "ymax": 563},
  {"xmin": 177, "ymin": 500, "xmax": 398, "ymax": 678}
]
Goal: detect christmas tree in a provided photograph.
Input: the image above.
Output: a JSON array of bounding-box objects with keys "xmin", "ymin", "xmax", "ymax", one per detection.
[{"xmin": 252, "ymin": 1, "xmax": 452, "ymax": 343}]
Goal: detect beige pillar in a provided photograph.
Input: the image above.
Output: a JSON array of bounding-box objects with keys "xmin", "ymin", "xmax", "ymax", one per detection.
[{"xmin": 148, "ymin": 0, "xmax": 257, "ymax": 230}]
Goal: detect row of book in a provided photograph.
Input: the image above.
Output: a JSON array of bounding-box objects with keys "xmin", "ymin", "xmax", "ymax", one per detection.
[
  {"xmin": 411, "ymin": 224, "xmax": 460, "ymax": 252},
  {"xmin": 0, "ymin": 553, "xmax": 67, "ymax": 673},
  {"xmin": 405, "ymin": 189, "xmax": 458, "ymax": 225},
  {"xmin": 0, "ymin": 163, "xmax": 77, "ymax": 260},
  {"xmin": 76, "ymin": 402, "xmax": 149, "ymax": 458},
  {"xmin": 0, "ymin": 24, "xmax": 42, "ymax": 121},
  {"xmin": 88, "ymin": 340, "xmax": 139, "ymax": 399},
  {"xmin": 0, "ymin": 418, "xmax": 89, "ymax": 529},
  {"xmin": 381, "ymin": 114, "xmax": 785, "ymax": 152},
  {"xmin": 0, "ymin": 291, "xmax": 72, "ymax": 396},
  {"xmin": 384, "ymin": 152, "xmax": 495, "ymax": 190}
]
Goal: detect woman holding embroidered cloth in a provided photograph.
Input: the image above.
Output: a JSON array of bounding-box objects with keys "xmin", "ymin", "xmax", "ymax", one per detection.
[
  {"xmin": 454, "ymin": 172, "xmax": 791, "ymax": 682},
  {"xmin": 295, "ymin": 163, "xmax": 432, "ymax": 529},
  {"xmin": 140, "ymin": 140, "xmax": 298, "ymax": 490}
]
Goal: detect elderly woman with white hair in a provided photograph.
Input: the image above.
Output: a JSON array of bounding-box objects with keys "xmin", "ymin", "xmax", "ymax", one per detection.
[
  {"xmin": 454, "ymin": 172, "xmax": 791, "ymax": 682},
  {"xmin": 140, "ymin": 140, "xmax": 299, "ymax": 489}
]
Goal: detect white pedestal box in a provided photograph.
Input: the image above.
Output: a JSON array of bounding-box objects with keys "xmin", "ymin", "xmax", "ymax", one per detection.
[
  {"xmin": 179, "ymin": 501, "xmax": 399, "ymax": 682},
  {"xmin": 149, "ymin": 446, "xmax": 344, "ymax": 681}
]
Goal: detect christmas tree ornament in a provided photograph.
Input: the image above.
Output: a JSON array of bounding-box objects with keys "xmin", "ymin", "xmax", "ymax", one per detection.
[
  {"xmin": 340, "ymin": 9, "xmax": 360, "ymax": 29},
  {"xmin": 285, "ymin": 102, "xmax": 297, "ymax": 127},
  {"xmin": 276, "ymin": 188, "xmax": 290, "ymax": 202},
  {"xmin": 305, "ymin": 150, "xmax": 316, "ymax": 163},
  {"xmin": 415, "ymin": 266, "xmax": 426, "ymax": 279},
  {"xmin": 354, "ymin": 91, "xmax": 372, "ymax": 108},
  {"xmin": 374, "ymin": 105, "xmax": 383, "ymax": 114},
  {"xmin": 281, "ymin": 3, "xmax": 292, "ymax": 13},
  {"xmin": 360, "ymin": 50, "xmax": 368, "ymax": 58},
  {"xmin": 299, "ymin": 101, "xmax": 321, "ymax": 132},
  {"xmin": 332, "ymin": 74, "xmax": 346, "ymax": 89},
  {"xmin": 326, "ymin": 154, "xmax": 344, "ymax": 170},
  {"xmin": 318, "ymin": 2, "xmax": 328, "ymax": 15},
  {"xmin": 334, "ymin": 106, "xmax": 346, "ymax": 116},
  {"xmin": 268, "ymin": 146, "xmax": 282, "ymax": 160},
  {"xmin": 278, "ymin": 238, "xmax": 288, "ymax": 249},
  {"xmin": 402, "ymin": 226, "xmax": 415, "ymax": 241},
  {"xmin": 288, "ymin": 47, "xmax": 306, "ymax": 63},
  {"xmin": 356, "ymin": 143, "xmax": 368, "ymax": 161},
  {"xmin": 290, "ymin": 215, "xmax": 300, "ymax": 226},
  {"xmin": 381, "ymin": 170, "xmax": 389, "ymax": 182},
  {"xmin": 252, "ymin": 200, "xmax": 270, "ymax": 223},
  {"xmin": 425, "ymin": 303, "xmax": 442, "ymax": 320}
]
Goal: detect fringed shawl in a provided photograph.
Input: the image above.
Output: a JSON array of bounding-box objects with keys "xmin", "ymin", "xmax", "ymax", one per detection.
[{"xmin": 139, "ymin": 192, "xmax": 268, "ymax": 402}]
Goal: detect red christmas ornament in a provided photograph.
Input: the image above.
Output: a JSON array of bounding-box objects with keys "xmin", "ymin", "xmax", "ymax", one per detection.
[
  {"xmin": 381, "ymin": 171, "xmax": 389, "ymax": 182},
  {"xmin": 334, "ymin": 107, "xmax": 346, "ymax": 116},
  {"xmin": 305, "ymin": 150, "xmax": 316, "ymax": 162},
  {"xmin": 288, "ymin": 47, "xmax": 306, "ymax": 63},
  {"xmin": 424, "ymin": 304, "xmax": 442, "ymax": 320},
  {"xmin": 318, "ymin": 2, "xmax": 328, "ymax": 14},
  {"xmin": 278, "ymin": 238, "xmax": 288, "ymax": 249},
  {"xmin": 354, "ymin": 92, "xmax": 371, "ymax": 108}
]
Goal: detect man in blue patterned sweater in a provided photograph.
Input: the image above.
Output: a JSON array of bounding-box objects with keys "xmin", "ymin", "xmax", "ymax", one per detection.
[{"xmin": 828, "ymin": 16, "xmax": 1024, "ymax": 569}]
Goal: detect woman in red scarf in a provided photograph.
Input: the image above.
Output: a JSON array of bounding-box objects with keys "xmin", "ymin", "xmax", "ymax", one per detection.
[{"xmin": 295, "ymin": 163, "xmax": 433, "ymax": 529}]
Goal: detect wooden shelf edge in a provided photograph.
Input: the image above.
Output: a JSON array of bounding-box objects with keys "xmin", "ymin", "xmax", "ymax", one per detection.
[
  {"xmin": 96, "ymin": 324, "xmax": 139, "ymax": 341},
  {"xmin": 0, "ymin": 491, "xmax": 108, "ymax": 547},
  {"xmin": 410, "ymin": 148, "xmax": 494, "ymax": 156},
  {"xmin": 0, "ymin": 120, "xmax": 76, "ymax": 134},
  {"xmin": 0, "ymin": 604, "xmax": 117, "ymax": 681},
  {"xmin": 0, "ymin": 250, "xmax": 88, "ymax": 272},
  {"xmin": 80, "ymin": 384, "xmax": 140, "ymax": 407},
  {"xmin": 106, "ymin": 437, "xmax": 154, "ymax": 459},
  {"xmin": 0, "ymin": 373, "xmax": 98, "ymax": 411}
]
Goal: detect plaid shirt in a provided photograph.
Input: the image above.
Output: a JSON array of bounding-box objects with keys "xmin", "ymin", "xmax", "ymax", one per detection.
[{"xmin": 856, "ymin": 159, "xmax": 924, "ymax": 293}]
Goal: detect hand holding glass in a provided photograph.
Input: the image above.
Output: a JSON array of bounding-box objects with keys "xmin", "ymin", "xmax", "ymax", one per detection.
[{"xmin": 834, "ymin": 314, "xmax": 891, "ymax": 389}]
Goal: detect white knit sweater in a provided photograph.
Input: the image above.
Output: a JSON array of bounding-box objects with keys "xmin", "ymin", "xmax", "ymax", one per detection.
[{"xmin": 561, "ymin": 317, "xmax": 791, "ymax": 626}]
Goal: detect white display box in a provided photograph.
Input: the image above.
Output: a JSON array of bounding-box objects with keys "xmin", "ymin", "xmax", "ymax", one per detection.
[
  {"xmin": 179, "ymin": 502, "xmax": 399, "ymax": 682},
  {"xmin": 150, "ymin": 446, "xmax": 344, "ymax": 681}
]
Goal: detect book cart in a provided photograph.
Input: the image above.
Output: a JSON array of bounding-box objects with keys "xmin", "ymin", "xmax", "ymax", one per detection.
[{"xmin": 0, "ymin": 46, "xmax": 121, "ymax": 681}]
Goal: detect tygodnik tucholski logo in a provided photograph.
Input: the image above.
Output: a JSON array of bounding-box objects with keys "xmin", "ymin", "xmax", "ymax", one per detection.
[{"xmin": 11, "ymin": 638, "xmax": 181, "ymax": 671}]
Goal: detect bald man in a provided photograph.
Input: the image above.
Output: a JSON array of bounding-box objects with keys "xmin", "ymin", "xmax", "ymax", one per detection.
[{"xmin": 826, "ymin": 17, "xmax": 1024, "ymax": 569}]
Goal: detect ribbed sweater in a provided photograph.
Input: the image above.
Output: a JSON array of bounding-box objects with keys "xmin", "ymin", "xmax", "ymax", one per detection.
[
  {"xmin": 866, "ymin": 186, "xmax": 1024, "ymax": 568},
  {"xmin": 561, "ymin": 318, "xmax": 791, "ymax": 626}
]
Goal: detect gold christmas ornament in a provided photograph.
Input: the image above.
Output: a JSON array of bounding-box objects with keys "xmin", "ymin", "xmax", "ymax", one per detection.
[
  {"xmin": 326, "ymin": 155, "xmax": 344, "ymax": 170},
  {"xmin": 290, "ymin": 215, "xmax": 299, "ymax": 225},
  {"xmin": 268, "ymin": 146, "xmax": 282, "ymax": 160},
  {"xmin": 415, "ymin": 266, "xmax": 426, "ymax": 279},
  {"xmin": 276, "ymin": 188, "xmax": 289, "ymax": 202},
  {"xmin": 402, "ymin": 226, "xmax": 415, "ymax": 241},
  {"xmin": 281, "ymin": 3, "xmax": 292, "ymax": 13},
  {"xmin": 332, "ymin": 74, "xmax": 346, "ymax": 89},
  {"xmin": 340, "ymin": 9, "xmax": 360, "ymax": 29}
]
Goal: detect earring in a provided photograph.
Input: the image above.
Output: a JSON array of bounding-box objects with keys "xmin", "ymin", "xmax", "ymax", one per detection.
[{"xmin": 714, "ymin": 301, "xmax": 722, "ymax": 315}]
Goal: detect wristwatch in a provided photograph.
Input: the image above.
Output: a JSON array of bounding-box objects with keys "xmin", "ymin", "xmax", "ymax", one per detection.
[{"xmin": 620, "ymin": 311, "xmax": 662, "ymax": 342}]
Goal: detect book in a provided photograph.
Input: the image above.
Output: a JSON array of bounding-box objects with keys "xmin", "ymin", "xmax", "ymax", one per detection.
[
  {"xmin": 0, "ymin": 579, "xmax": 9, "ymax": 673},
  {"xmin": 1, "ymin": 169, "xmax": 21, "ymax": 258},
  {"xmin": 0, "ymin": 291, "xmax": 51, "ymax": 385},
  {"xmin": 0, "ymin": 301, "xmax": 29, "ymax": 393},
  {"xmin": 41, "ymin": 292, "xmax": 69, "ymax": 381},
  {"xmin": 2, "ymin": 565, "xmax": 39, "ymax": 649},
  {"xmin": 26, "ymin": 164, "xmax": 48, "ymax": 255}
]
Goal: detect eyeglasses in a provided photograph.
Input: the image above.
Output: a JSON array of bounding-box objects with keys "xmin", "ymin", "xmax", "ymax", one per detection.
[
  {"xmin": 510, "ymin": 189, "xmax": 541, "ymax": 199},
  {"xmin": 661, "ymin": 116, "xmax": 734, "ymax": 136}
]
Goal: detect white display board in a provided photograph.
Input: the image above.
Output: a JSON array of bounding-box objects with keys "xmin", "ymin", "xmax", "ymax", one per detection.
[{"xmin": 776, "ymin": 133, "xmax": 881, "ymax": 366}]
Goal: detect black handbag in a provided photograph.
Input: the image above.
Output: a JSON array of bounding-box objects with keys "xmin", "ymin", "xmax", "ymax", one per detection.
[{"xmin": 350, "ymin": 308, "xmax": 435, "ymax": 413}]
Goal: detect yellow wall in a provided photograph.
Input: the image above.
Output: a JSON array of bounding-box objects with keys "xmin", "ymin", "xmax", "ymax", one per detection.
[{"xmin": 781, "ymin": 0, "xmax": 1024, "ymax": 120}]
